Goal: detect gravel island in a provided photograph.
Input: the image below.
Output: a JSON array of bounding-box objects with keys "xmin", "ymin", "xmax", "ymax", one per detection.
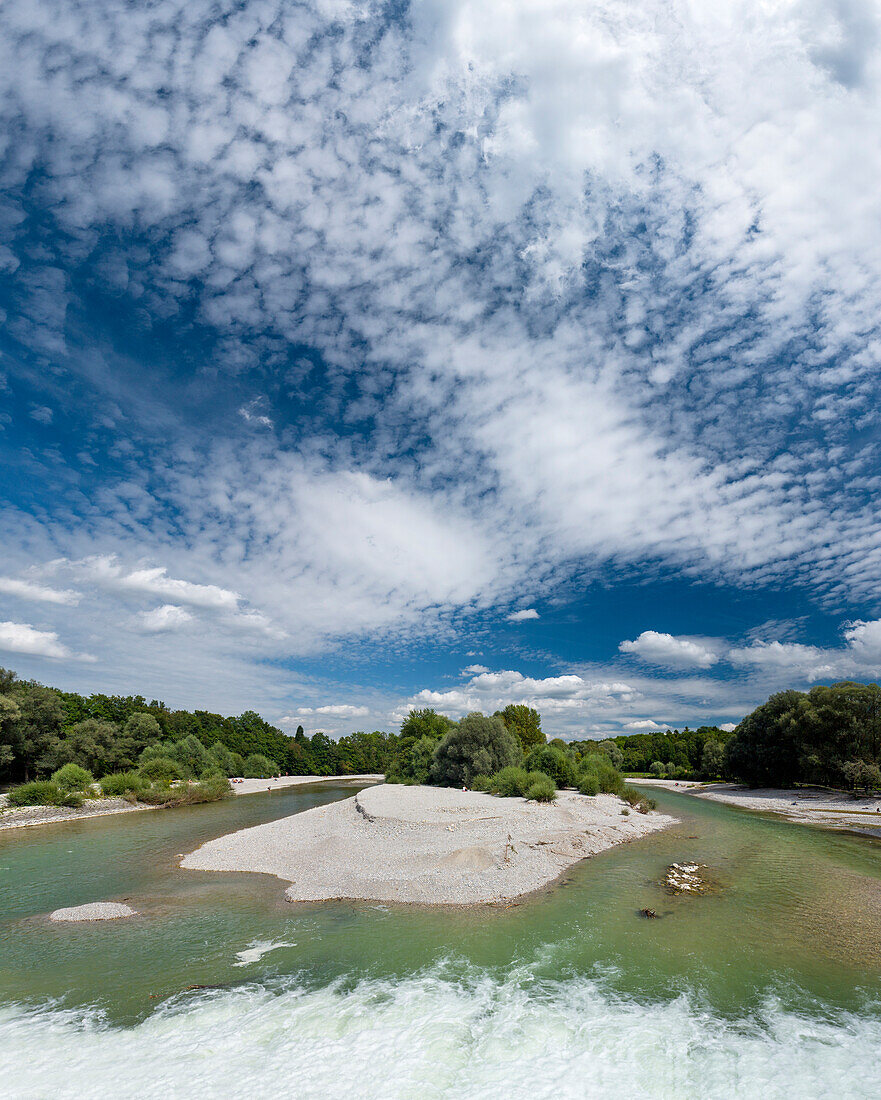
[{"xmin": 181, "ymin": 784, "xmax": 676, "ymax": 905}]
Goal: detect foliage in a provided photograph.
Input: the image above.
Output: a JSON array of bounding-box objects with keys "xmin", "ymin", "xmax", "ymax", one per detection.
[
  {"xmin": 136, "ymin": 777, "xmax": 232, "ymax": 806},
  {"xmin": 577, "ymin": 753, "xmax": 624, "ymax": 796},
  {"xmin": 725, "ymin": 683, "xmax": 881, "ymax": 789},
  {"xmin": 493, "ymin": 705, "xmax": 545, "ymax": 752},
  {"xmin": 620, "ymin": 785, "xmax": 656, "ymax": 813},
  {"xmin": 577, "ymin": 772, "xmax": 600, "ymax": 796},
  {"xmin": 524, "ymin": 774, "xmax": 557, "ymax": 802},
  {"xmin": 523, "ymin": 745, "xmax": 574, "ymax": 788},
  {"xmin": 50, "ymin": 763, "xmax": 94, "ymax": 792},
  {"xmin": 243, "ymin": 753, "xmax": 277, "ymax": 778},
  {"xmin": 60, "ymin": 792, "xmax": 85, "ymax": 808},
  {"xmin": 596, "ymin": 740, "xmax": 624, "ymax": 769},
  {"xmin": 488, "ymin": 766, "xmax": 529, "ymax": 797},
  {"xmin": 6, "ymin": 780, "xmax": 64, "ymax": 806},
  {"xmin": 138, "ymin": 756, "xmax": 186, "ymax": 782},
  {"xmin": 700, "ymin": 739, "xmax": 725, "ymax": 779},
  {"xmin": 431, "ymin": 713, "xmax": 521, "ymax": 787},
  {"xmin": 470, "ymin": 774, "xmax": 492, "ymax": 792},
  {"xmin": 99, "ymin": 771, "xmax": 147, "ymax": 797}
]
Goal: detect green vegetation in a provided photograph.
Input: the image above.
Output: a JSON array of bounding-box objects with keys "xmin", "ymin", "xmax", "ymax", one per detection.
[
  {"xmin": 430, "ymin": 713, "xmax": 521, "ymax": 787},
  {"xmin": 6, "ymin": 780, "xmax": 66, "ymax": 807},
  {"xmin": 570, "ymin": 725, "xmax": 733, "ymax": 780},
  {"xmin": 243, "ymin": 753, "xmax": 277, "ymax": 779},
  {"xmin": 50, "ymin": 763, "xmax": 94, "ymax": 792},
  {"xmin": 724, "ymin": 681, "xmax": 881, "ymax": 790},
  {"xmin": 524, "ymin": 774, "xmax": 557, "ymax": 802},
  {"xmin": 99, "ymin": 771, "xmax": 147, "ymax": 797}
]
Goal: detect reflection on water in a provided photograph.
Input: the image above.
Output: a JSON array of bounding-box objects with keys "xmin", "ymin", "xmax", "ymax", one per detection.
[{"xmin": 2, "ymin": 783, "xmax": 881, "ymax": 1096}]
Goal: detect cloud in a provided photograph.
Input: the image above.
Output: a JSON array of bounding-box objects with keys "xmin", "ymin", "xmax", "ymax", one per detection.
[
  {"xmin": 719, "ymin": 723, "xmax": 737, "ymax": 733},
  {"xmin": 139, "ymin": 604, "xmax": 193, "ymax": 633},
  {"xmin": 619, "ymin": 631, "xmax": 721, "ymax": 669},
  {"xmin": 624, "ymin": 720, "xmax": 667, "ymax": 731},
  {"xmin": 462, "ymin": 664, "xmax": 489, "ymax": 675},
  {"xmin": 0, "ymin": 620, "xmax": 72, "ymax": 659},
  {"xmin": 507, "ymin": 609, "xmax": 540, "ymax": 622},
  {"xmin": 119, "ymin": 567, "xmax": 240, "ymax": 611},
  {"xmin": 0, "ymin": 577, "xmax": 80, "ymax": 605}
]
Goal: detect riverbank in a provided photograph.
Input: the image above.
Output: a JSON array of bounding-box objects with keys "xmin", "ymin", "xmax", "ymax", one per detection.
[
  {"xmin": 635, "ymin": 778, "xmax": 881, "ymax": 829},
  {"xmin": 182, "ymin": 783, "xmax": 676, "ymax": 905},
  {"xmin": 0, "ymin": 774, "xmax": 384, "ymax": 831}
]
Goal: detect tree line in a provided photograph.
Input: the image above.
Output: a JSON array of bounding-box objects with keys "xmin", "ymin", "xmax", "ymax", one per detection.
[
  {"xmin": 0, "ymin": 667, "xmax": 398, "ymax": 784},
  {"xmin": 723, "ymin": 681, "xmax": 881, "ymax": 790}
]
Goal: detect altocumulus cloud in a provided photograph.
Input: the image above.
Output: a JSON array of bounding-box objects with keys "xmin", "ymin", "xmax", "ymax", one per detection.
[{"xmin": 0, "ymin": 0, "xmax": 880, "ymax": 728}]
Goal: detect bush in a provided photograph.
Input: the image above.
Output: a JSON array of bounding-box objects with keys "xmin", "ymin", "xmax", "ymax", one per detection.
[
  {"xmin": 243, "ymin": 753, "xmax": 277, "ymax": 779},
  {"xmin": 620, "ymin": 785, "xmax": 657, "ymax": 813},
  {"xmin": 6, "ymin": 780, "xmax": 64, "ymax": 807},
  {"xmin": 139, "ymin": 756, "xmax": 185, "ymax": 782},
  {"xmin": 524, "ymin": 775, "xmax": 557, "ymax": 802},
  {"xmin": 99, "ymin": 771, "xmax": 147, "ymax": 797},
  {"xmin": 523, "ymin": 745, "xmax": 574, "ymax": 788},
  {"xmin": 489, "ymin": 766, "xmax": 529, "ymax": 797},
  {"xmin": 60, "ymin": 792, "xmax": 84, "ymax": 808},
  {"xmin": 578, "ymin": 753, "xmax": 624, "ymax": 796},
  {"xmin": 577, "ymin": 772, "xmax": 600, "ymax": 796},
  {"xmin": 431, "ymin": 713, "xmax": 521, "ymax": 787},
  {"xmin": 469, "ymin": 774, "xmax": 492, "ymax": 792},
  {"xmin": 51, "ymin": 763, "xmax": 94, "ymax": 793},
  {"xmin": 136, "ymin": 777, "xmax": 232, "ymax": 807}
]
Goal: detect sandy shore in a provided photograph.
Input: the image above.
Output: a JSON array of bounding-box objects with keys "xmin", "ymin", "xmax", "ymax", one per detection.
[
  {"xmin": 635, "ymin": 778, "xmax": 881, "ymax": 829},
  {"xmin": 0, "ymin": 774, "xmax": 384, "ymax": 831},
  {"xmin": 181, "ymin": 783, "xmax": 676, "ymax": 906}
]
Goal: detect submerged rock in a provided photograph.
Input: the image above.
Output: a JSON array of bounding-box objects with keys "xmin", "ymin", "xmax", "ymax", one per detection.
[{"xmin": 49, "ymin": 902, "xmax": 137, "ymax": 922}]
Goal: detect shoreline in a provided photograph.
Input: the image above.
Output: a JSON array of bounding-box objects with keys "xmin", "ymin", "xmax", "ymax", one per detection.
[
  {"xmin": 182, "ymin": 784, "xmax": 677, "ymax": 906},
  {"xmin": 0, "ymin": 774, "xmax": 384, "ymax": 832},
  {"xmin": 634, "ymin": 778, "xmax": 881, "ymax": 830}
]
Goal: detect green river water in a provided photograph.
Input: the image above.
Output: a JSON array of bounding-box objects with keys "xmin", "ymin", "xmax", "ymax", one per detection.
[{"xmin": 2, "ymin": 783, "xmax": 881, "ymax": 1097}]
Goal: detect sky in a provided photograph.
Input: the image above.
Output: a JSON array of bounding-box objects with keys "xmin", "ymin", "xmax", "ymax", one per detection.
[{"xmin": 1, "ymin": 0, "xmax": 880, "ymax": 740}]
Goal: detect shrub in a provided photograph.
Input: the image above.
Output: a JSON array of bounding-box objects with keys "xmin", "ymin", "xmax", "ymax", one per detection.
[
  {"xmin": 139, "ymin": 756, "xmax": 185, "ymax": 782},
  {"xmin": 135, "ymin": 777, "xmax": 231, "ymax": 807},
  {"xmin": 243, "ymin": 754, "xmax": 277, "ymax": 779},
  {"xmin": 620, "ymin": 785, "xmax": 657, "ymax": 813},
  {"xmin": 6, "ymin": 780, "xmax": 64, "ymax": 807},
  {"xmin": 51, "ymin": 763, "xmax": 94, "ymax": 793},
  {"xmin": 524, "ymin": 775, "xmax": 557, "ymax": 802},
  {"xmin": 60, "ymin": 792, "xmax": 84, "ymax": 808},
  {"xmin": 523, "ymin": 745, "xmax": 575, "ymax": 788},
  {"xmin": 578, "ymin": 753, "xmax": 624, "ymax": 796},
  {"xmin": 431, "ymin": 713, "xmax": 521, "ymax": 787},
  {"xmin": 578, "ymin": 772, "xmax": 600, "ymax": 796},
  {"xmin": 99, "ymin": 771, "xmax": 147, "ymax": 797},
  {"xmin": 470, "ymin": 774, "xmax": 492, "ymax": 792},
  {"xmin": 489, "ymin": 766, "xmax": 529, "ymax": 797}
]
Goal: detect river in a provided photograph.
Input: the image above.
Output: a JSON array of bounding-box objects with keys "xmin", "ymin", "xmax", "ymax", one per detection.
[{"xmin": 2, "ymin": 782, "xmax": 880, "ymax": 1098}]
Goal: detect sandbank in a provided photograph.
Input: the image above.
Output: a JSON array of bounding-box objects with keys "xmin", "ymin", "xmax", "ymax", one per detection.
[
  {"xmin": 636, "ymin": 778, "xmax": 881, "ymax": 829},
  {"xmin": 49, "ymin": 902, "xmax": 137, "ymax": 922},
  {"xmin": 181, "ymin": 783, "xmax": 676, "ymax": 905}
]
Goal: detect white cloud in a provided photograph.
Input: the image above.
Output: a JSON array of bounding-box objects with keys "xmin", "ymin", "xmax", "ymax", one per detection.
[
  {"xmin": 625, "ymin": 720, "xmax": 667, "ymax": 731},
  {"xmin": 119, "ymin": 566, "xmax": 240, "ymax": 611},
  {"xmin": 620, "ymin": 631, "xmax": 721, "ymax": 669},
  {"xmin": 139, "ymin": 604, "xmax": 193, "ymax": 633},
  {"xmin": 0, "ymin": 620, "xmax": 72, "ymax": 659},
  {"xmin": 507, "ymin": 609, "xmax": 539, "ymax": 622},
  {"xmin": 462, "ymin": 664, "xmax": 489, "ymax": 675},
  {"xmin": 0, "ymin": 577, "xmax": 80, "ymax": 605},
  {"xmin": 719, "ymin": 723, "xmax": 737, "ymax": 733}
]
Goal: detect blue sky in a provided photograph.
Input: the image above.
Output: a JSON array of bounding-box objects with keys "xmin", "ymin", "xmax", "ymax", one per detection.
[{"xmin": 1, "ymin": 0, "xmax": 881, "ymax": 738}]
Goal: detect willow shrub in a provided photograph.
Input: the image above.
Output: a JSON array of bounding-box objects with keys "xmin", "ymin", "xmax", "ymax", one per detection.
[
  {"xmin": 6, "ymin": 780, "xmax": 64, "ymax": 806},
  {"xmin": 51, "ymin": 763, "xmax": 94, "ymax": 792},
  {"xmin": 489, "ymin": 766, "xmax": 529, "ymax": 797},
  {"xmin": 524, "ymin": 775, "xmax": 557, "ymax": 802},
  {"xmin": 99, "ymin": 771, "xmax": 147, "ymax": 797}
]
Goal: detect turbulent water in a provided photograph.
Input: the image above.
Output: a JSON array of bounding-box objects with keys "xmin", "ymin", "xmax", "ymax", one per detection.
[{"xmin": 2, "ymin": 783, "xmax": 881, "ymax": 1098}]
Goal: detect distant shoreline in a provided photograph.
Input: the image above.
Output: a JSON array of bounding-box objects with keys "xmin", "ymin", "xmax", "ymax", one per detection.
[
  {"xmin": 0, "ymin": 774, "xmax": 384, "ymax": 832},
  {"xmin": 635, "ymin": 778, "xmax": 881, "ymax": 830}
]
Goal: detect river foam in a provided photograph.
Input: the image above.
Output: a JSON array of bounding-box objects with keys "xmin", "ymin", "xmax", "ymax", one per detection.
[{"xmin": 1, "ymin": 970, "xmax": 879, "ymax": 1099}]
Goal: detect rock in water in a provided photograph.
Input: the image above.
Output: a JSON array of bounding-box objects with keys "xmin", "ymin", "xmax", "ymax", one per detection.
[
  {"xmin": 49, "ymin": 902, "xmax": 136, "ymax": 922},
  {"xmin": 663, "ymin": 863, "xmax": 710, "ymax": 894}
]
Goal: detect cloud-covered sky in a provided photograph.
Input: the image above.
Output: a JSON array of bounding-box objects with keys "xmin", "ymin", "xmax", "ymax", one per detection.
[{"xmin": 1, "ymin": 0, "xmax": 880, "ymax": 737}]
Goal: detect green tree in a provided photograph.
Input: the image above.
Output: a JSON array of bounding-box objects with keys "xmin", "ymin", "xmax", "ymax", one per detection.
[
  {"xmin": 494, "ymin": 705, "xmax": 545, "ymax": 752},
  {"xmin": 431, "ymin": 712, "xmax": 521, "ymax": 787},
  {"xmin": 700, "ymin": 739, "xmax": 724, "ymax": 778}
]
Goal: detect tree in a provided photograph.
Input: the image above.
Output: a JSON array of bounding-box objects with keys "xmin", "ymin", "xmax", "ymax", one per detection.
[
  {"xmin": 46, "ymin": 719, "xmax": 121, "ymax": 776},
  {"xmin": 700, "ymin": 740, "xmax": 724, "ymax": 779},
  {"xmin": 494, "ymin": 705, "xmax": 545, "ymax": 752},
  {"xmin": 10, "ymin": 686, "xmax": 66, "ymax": 779},
  {"xmin": 597, "ymin": 740, "xmax": 624, "ymax": 769},
  {"xmin": 724, "ymin": 691, "xmax": 808, "ymax": 787},
  {"xmin": 649, "ymin": 760, "xmax": 667, "ymax": 777},
  {"xmin": 523, "ymin": 744, "xmax": 575, "ymax": 787},
  {"xmin": 0, "ymin": 693, "xmax": 21, "ymax": 775},
  {"xmin": 431, "ymin": 712, "xmax": 521, "ymax": 787}
]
